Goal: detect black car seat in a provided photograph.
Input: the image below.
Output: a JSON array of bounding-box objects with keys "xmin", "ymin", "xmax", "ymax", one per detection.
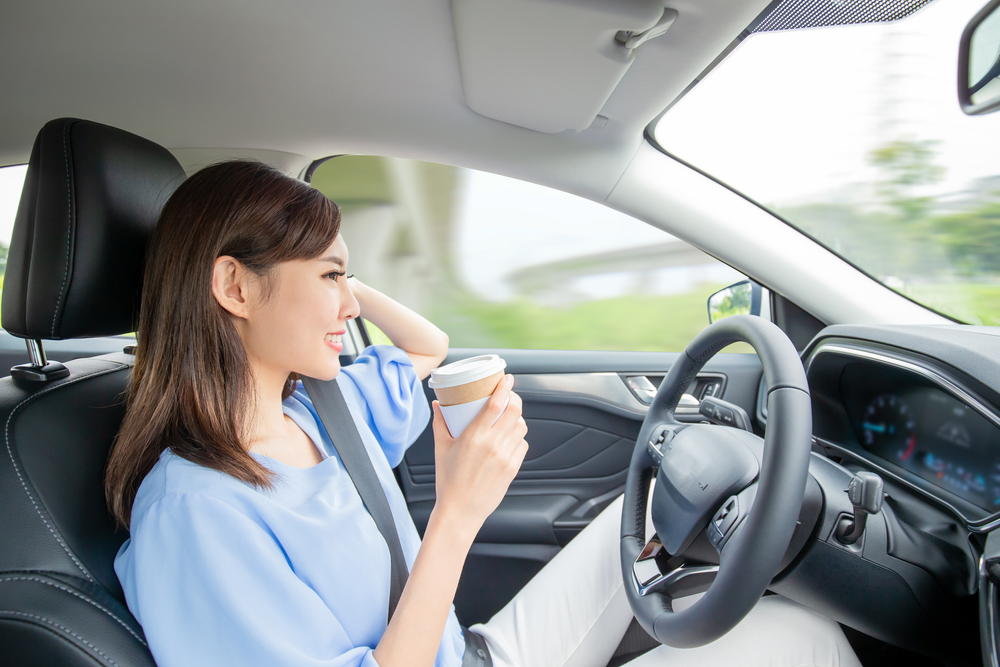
[{"xmin": 0, "ymin": 118, "xmax": 185, "ymax": 666}]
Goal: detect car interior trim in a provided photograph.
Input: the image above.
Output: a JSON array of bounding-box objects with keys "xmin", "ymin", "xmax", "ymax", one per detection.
[
  {"xmin": 810, "ymin": 343, "xmax": 1000, "ymax": 432},
  {"xmin": 815, "ymin": 434, "xmax": 998, "ymax": 532},
  {"xmin": 980, "ymin": 555, "xmax": 1000, "ymax": 667},
  {"xmin": 513, "ymin": 372, "xmax": 713, "ymax": 421},
  {"xmin": 450, "ymin": 0, "xmax": 665, "ymax": 133},
  {"xmin": 805, "ymin": 341, "xmax": 1000, "ymax": 524}
]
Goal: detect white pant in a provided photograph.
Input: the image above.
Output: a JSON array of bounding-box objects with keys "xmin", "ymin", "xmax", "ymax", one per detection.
[{"xmin": 470, "ymin": 496, "xmax": 862, "ymax": 667}]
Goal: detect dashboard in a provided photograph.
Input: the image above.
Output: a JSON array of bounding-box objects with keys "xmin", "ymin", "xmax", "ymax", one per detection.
[
  {"xmin": 803, "ymin": 325, "xmax": 1000, "ymax": 528},
  {"xmin": 840, "ymin": 361, "xmax": 1000, "ymax": 512},
  {"xmin": 779, "ymin": 324, "xmax": 996, "ymax": 664}
]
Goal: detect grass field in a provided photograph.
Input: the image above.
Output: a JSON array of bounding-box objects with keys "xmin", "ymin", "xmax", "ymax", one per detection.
[
  {"xmin": 900, "ymin": 282, "xmax": 1000, "ymax": 325},
  {"xmin": 417, "ymin": 285, "xmax": 755, "ymax": 354}
]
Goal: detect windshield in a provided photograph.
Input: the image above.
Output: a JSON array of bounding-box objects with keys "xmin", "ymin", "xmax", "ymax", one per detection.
[{"xmin": 654, "ymin": 0, "xmax": 1000, "ymax": 325}]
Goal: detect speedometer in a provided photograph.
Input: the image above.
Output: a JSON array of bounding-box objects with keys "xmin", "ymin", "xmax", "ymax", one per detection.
[
  {"xmin": 861, "ymin": 394, "xmax": 916, "ymax": 457},
  {"xmin": 832, "ymin": 355, "xmax": 1000, "ymax": 513}
]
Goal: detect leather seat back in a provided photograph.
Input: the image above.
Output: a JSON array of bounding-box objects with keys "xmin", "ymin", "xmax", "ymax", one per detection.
[{"xmin": 0, "ymin": 118, "xmax": 185, "ymax": 666}]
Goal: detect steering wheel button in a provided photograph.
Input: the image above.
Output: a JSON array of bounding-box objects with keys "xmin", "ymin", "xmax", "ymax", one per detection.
[
  {"xmin": 719, "ymin": 508, "xmax": 738, "ymax": 535},
  {"xmin": 713, "ymin": 496, "xmax": 739, "ymax": 536}
]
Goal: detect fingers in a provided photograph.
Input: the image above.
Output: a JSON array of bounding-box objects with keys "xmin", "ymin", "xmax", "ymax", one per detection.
[
  {"xmin": 447, "ymin": 377, "xmax": 527, "ymax": 469},
  {"xmin": 492, "ymin": 390, "xmax": 524, "ymax": 433},
  {"xmin": 469, "ymin": 374, "xmax": 515, "ymax": 430},
  {"xmin": 508, "ymin": 437, "xmax": 529, "ymax": 469},
  {"xmin": 431, "ymin": 401, "xmax": 454, "ymax": 443},
  {"xmin": 490, "ymin": 374, "xmax": 514, "ymax": 410}
]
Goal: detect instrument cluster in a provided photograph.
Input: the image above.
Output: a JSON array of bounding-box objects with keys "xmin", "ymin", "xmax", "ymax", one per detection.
[{"xmin": 840, "ymin": 361, "xmax": 1000, "ymax": 511}]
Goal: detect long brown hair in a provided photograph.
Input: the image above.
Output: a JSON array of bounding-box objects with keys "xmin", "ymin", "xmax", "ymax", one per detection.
[{"xmin": 106, "ymin": 161, "xmax": 341, "ymax": 527}]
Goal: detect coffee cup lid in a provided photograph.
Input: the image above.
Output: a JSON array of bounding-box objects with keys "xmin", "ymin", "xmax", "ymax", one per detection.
[{"xmin": 428, "ymin": 354, "xmax": 507, "ymax": 389}]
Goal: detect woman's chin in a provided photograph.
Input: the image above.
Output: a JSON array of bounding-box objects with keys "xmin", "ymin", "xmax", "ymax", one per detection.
[
  {"xmin": 315, "ymin": 360, "xmax": 342, "ymax": 382},
  {"xmin": 296, "ymin": 350, "xmax": 342, "ymax": 382}
]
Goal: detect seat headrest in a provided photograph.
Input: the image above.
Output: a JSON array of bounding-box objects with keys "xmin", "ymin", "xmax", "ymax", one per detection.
[{"xmin": 2, "ymin": 118, "xmax": 185, "ymax": 340}]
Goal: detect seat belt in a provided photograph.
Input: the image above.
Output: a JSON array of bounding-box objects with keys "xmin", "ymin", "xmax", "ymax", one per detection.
[{"xmin": 302, "ymin": 376, "xmax": 409, "ymax": 623}]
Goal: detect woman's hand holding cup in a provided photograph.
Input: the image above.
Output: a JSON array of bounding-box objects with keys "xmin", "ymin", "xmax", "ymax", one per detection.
[{"xmin": 431, "ymin": 373, "xmax": 528, "ymax": 540}]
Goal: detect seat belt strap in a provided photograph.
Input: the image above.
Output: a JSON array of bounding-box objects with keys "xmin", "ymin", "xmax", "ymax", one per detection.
[{"xmin": 302, "ymin": 376, "xmax": 409, "ymax": 623}]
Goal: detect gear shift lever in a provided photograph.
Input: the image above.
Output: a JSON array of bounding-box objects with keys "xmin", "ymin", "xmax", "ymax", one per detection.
[{"xmin": 836, "ymin": 471, "xmax": 884, "ymax": 545}]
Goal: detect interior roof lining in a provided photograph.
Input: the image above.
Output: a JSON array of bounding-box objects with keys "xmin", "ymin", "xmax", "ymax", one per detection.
[{"xmin": 0, "ymin": 0, "xmax": 772, "ymax": 202}]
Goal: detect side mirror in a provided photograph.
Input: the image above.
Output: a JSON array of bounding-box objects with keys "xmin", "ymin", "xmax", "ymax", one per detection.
[
  {"xmin": 707, "ymin": 280, "xmax": 762, "ymax": 324},
  {"xmin": 959, "ymin": 0, "xmax": 1000, "ymax": 115}
]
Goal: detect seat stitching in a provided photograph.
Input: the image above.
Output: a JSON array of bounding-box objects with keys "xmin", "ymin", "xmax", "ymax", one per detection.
[
  {"xmin": 0, "ymin": 610, "xmax": 123, "ymax": 667},
  {"xmin": 0, "ymin": 575, "xmax": 146, "ymax": 647},
  {"xmin": 4, "ymin": 362, "xmax": 131, "ymax": 583},
  {"xmin": 52, "ymin": 122, "xmax": 75, "ymax": 338}
]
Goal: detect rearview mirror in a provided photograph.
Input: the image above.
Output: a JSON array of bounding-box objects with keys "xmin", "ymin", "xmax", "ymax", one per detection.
[
  {"xmin": 707, "ymin": 280, "xmax": 762, "ymax": 324},
  {"xmin": 959, "ymin": 0, "xmax": 1000, "ymax": 115}
]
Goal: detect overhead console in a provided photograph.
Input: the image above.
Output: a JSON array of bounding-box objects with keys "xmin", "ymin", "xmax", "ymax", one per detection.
[{"xmin": 450, "ymin": 0, "xmax": 674, "ymax": 133}]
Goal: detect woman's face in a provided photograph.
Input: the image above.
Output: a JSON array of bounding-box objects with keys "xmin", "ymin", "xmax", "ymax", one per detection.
[{"xmin": 239, "ymin": 234, "xmax": 360, "ymax": 382}]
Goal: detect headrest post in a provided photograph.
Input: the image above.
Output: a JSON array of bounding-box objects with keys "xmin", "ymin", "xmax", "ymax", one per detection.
[
  {"xmin": 10, "ymin": 339, "xmax": 70, "ymax": 383},
  {"xmin": 26, "ymin": 338, "xmax": 46, "ymax": 367}
]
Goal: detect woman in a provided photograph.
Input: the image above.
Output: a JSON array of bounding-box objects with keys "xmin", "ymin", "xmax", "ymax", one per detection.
[{"xmin": 107, "ymin": 161, "xmax": 860, "ymax": 667}]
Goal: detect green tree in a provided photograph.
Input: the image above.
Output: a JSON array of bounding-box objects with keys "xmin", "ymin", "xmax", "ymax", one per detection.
[
  {"xmin": 709, "ymin": 282, "xmax": 752, "ymax": 322},
  {"xmin": 931, "ymin": 195, "xmax": 1000, "ymax": 275},
  {"xmin": 868, "ymin": 140, "xmax": 945, "ymax": 222}
]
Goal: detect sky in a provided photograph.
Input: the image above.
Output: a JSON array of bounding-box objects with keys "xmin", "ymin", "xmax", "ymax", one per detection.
[
  {"xmin": 452, "ymin": 169, "xmax": 678, "ymax": 299},
  {"xmin": 655, "ymin": 0, "xmax": 1000, "ymax": 208}
]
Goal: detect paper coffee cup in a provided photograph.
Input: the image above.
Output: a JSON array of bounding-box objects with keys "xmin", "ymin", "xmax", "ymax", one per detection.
[{"xmin": 429, "ymin": 354, "xmax": 508, "ymax": 437}]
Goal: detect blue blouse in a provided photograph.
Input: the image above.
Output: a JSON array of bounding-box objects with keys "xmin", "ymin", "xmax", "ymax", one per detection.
[{"xmin": 114, "ymin": 346, "xmax": 465, "ymax": 667}]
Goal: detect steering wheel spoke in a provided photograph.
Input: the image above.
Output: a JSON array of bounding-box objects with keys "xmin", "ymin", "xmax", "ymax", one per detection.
[{"xmin": 632, "ymin": 534, "xmax": 719, "ymax": 599}]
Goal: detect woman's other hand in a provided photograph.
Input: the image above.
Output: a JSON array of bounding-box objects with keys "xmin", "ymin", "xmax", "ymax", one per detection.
[
  {"xmin": 346, "ymin": 277, "xmax": 448, "ymax": 380},
  {"xmin": 430, "ymin": 374, "xmax": 528, "ymax": 540}
]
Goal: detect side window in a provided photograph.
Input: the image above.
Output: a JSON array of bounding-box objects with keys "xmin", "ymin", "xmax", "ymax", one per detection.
[
  {"xmin": 0, "ymin": 165, "xmax": 27, "ymax": 312},
  {"xmin": 310, "ymin": 156, "xmax": 747, "ymax": 352}
]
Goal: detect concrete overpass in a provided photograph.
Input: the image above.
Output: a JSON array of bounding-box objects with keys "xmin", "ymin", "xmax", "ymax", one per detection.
[{"xmin": 508, "ymin": 240, "xmax": 721, "ymax": 300}]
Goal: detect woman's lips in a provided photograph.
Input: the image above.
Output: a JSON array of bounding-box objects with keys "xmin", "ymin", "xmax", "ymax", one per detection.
[{"xmin": 324, "ymin": 332, "xmax": 344, "ymax": 352}]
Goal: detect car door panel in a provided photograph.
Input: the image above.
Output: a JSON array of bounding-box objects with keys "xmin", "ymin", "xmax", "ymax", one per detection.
[
  {"xmin": 409, "ymin": 494, "xmax": 579, "ymax": 545},
  {"xmin": 399, "ymin": 348, "xmax": 764, "ymax": 625}
]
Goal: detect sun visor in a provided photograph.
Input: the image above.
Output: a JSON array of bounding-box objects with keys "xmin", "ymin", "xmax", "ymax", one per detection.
[{"xmin": 451, "ymin": 0, "xmax": 670, "ymax": 133}]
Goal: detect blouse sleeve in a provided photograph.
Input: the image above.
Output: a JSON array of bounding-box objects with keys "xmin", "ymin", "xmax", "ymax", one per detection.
[
  {"xmin": 119, "ymin": 493, "xmax": 380, "ymax": 667},
  {"xmin": 337, "ymin": 345, "xmax": 432, "ymax": 468}
]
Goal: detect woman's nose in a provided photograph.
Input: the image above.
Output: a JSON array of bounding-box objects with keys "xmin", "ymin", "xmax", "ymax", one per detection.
[{"xmin": 342, "ymin": 283, "xmax": 361, "ymax": 321}]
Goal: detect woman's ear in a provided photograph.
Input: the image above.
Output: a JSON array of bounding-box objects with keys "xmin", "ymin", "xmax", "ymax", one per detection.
[{"xmin": 212, "ymin": 256, "xmax": 251, "ymax": 319}]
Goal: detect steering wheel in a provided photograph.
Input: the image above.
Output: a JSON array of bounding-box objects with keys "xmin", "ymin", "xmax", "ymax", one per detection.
[{"xmin": 620, "ymin": 314, "xmax": 812, "ymax": 648}]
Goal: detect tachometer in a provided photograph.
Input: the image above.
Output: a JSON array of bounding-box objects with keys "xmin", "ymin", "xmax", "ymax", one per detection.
[{"xmin": 861, "ymin": 394, "xmax": 916, "ymax": 458}]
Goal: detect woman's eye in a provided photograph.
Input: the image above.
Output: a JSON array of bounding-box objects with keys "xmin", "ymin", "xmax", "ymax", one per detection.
[{"xmin": 326, "ymin": 271, "xmax": 347, "ymax": 282}]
